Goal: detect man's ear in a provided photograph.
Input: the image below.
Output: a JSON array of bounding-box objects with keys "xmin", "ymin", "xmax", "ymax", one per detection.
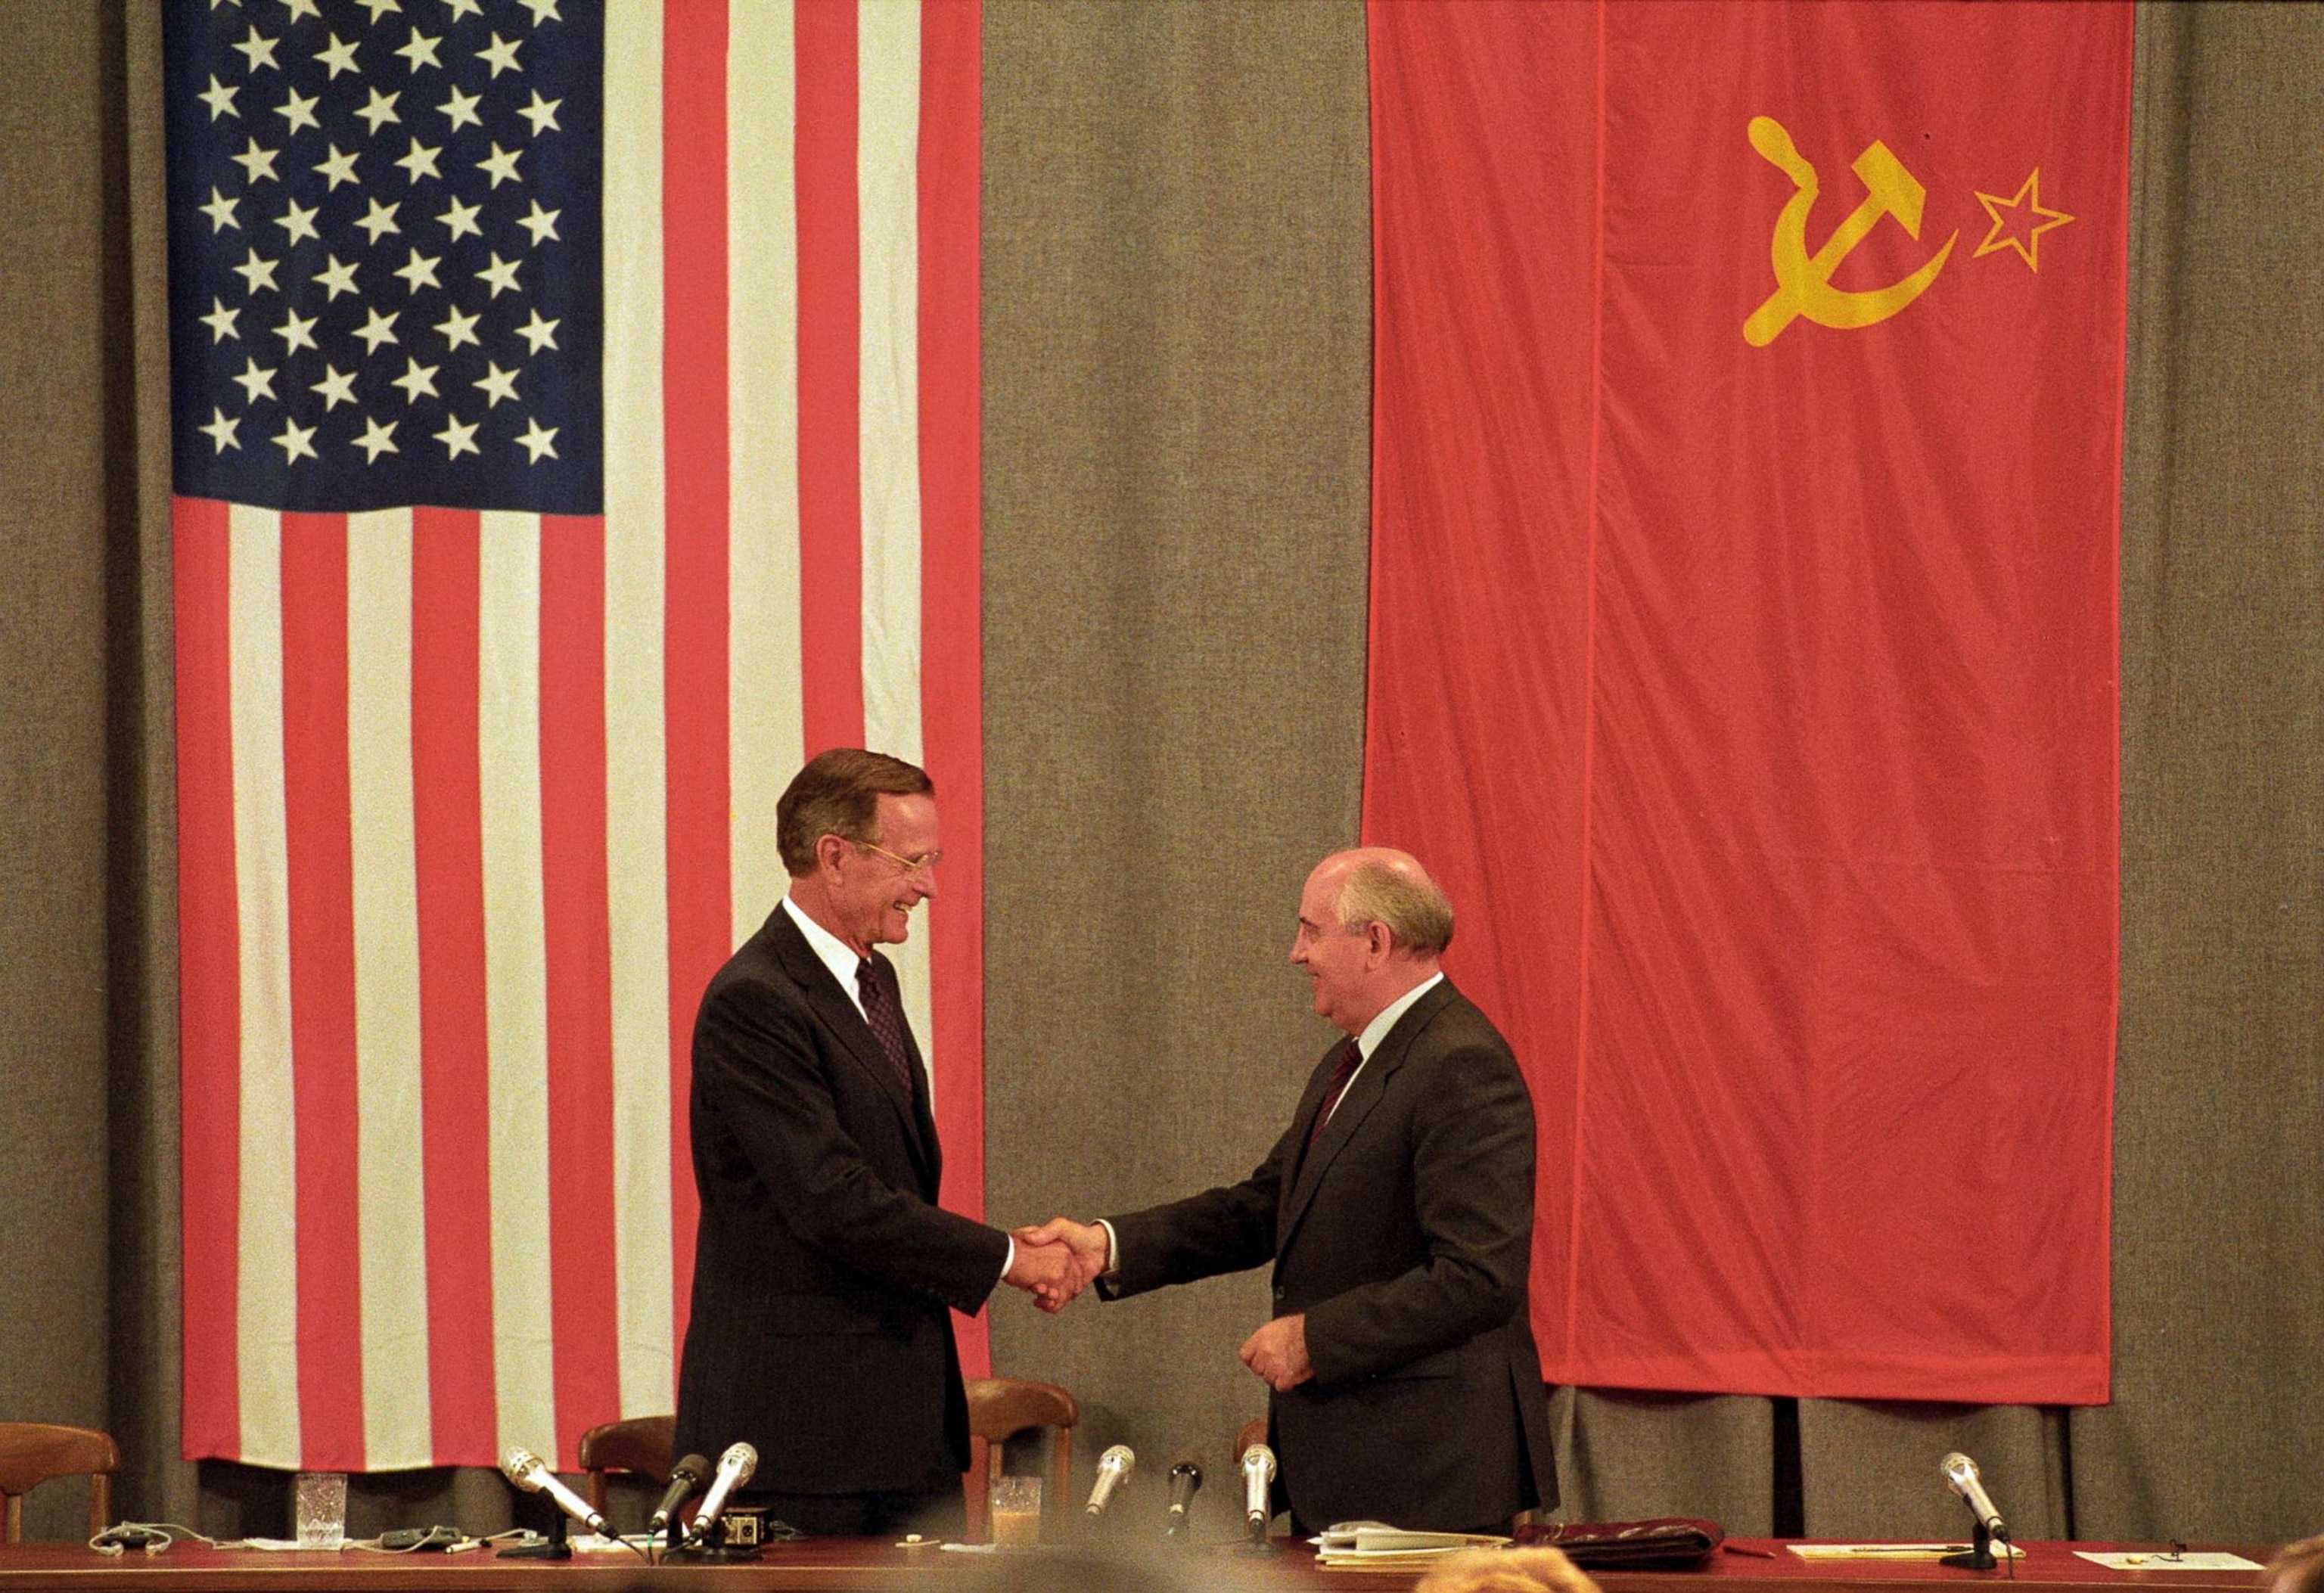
[
  {"xmin": 1366, "ymin": 921, "xmax": 1394, "ymax": 962},
  {"xmin": 814, "ymin": 833, "xmax": 851, "ymax": 877}
]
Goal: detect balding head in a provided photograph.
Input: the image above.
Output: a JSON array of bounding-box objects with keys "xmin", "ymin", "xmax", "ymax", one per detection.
[{"xmin": 1322, "ymin": 848, "xmax": 1456, "ymax": 956}]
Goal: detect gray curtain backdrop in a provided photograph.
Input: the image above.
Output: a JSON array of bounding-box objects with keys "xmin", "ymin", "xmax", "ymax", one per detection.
[
  {"xmin": 980, "ymin": 0, "xmax": 1374, "ymax": 1542},
  {"xmin": 2, "ymin": 0, "xmax": 2316, "ymax": 1548}
]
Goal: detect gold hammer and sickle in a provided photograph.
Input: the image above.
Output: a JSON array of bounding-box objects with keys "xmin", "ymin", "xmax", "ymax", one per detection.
[{"xmin": 1743, "ymin": 115, "xmax": 1958, "ymax": 347}]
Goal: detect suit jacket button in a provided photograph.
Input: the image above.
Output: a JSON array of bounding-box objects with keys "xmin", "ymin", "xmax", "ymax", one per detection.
[{"xmin": 1272, "ymin": 1285, "xmax": 1285, "ymax": 1301}]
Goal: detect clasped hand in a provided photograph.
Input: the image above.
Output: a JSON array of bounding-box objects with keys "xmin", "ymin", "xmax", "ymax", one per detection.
[{"xmin": 1002, "ymin": 1218, "xmax": 1111, "ymax": 1312}]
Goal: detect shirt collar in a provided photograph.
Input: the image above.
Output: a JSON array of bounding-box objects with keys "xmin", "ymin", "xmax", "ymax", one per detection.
[
  {"xmin": 1356, "ymin": 970, "xmax": 1444, "ymax": 1060},
  {"xmin": 782, "ymin": 893, "xmax": 868, "ymax": 1019}
]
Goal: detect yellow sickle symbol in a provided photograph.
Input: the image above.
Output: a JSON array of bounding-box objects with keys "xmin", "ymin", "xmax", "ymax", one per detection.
[{"xmin": 1742, "ymin": 115, "xmax": 1958, "ymax": 347}]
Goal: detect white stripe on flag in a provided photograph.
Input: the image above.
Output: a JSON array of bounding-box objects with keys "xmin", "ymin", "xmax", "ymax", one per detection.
[
  {"xmin": 604, "ymin": 0, "xmax": 675, "ymax": 1420},
  {"xmin": 729, "ymin": 0, "xmax": 803, "ymax": 942},
  {"xmin": 857, "ymin": 0, "xmax": 934, "ymax": 1088},
  {"xmin": 346, "ymin": 508, "xmax": 433, "ymax": 1469},
  {"xmin": 478, "ymin": 511, "xmax": 558, "ymax": 1457},
  {"xmin": 230, "ymin": 504, "xmax": 300, "ymax": 1468},
  {"xmin": 858, "ymin": 0, "xmax": 924, "ymax": 772}
]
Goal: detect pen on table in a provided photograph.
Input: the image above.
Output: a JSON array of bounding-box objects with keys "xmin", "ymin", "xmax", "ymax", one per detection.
[{"xmin": 1723, "ymin": 1544, "xmax": 1779, "ymax": 1558}]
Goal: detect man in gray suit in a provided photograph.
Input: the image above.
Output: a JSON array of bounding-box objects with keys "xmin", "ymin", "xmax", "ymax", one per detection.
[{"xmin": 1025, "ymin": 849, "xmax": 1556, "ymax": 1534}]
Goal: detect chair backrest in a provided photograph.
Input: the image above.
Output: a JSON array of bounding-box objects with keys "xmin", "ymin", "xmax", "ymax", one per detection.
[
  {"xmin": 576, "ymin": 1414, "xmax": 675, "ymax": 1517},
  {"xmin": 963, "ymin": 1377, "xmax": 1077, "ymax": 1542},
  {"xmin": 0, "ymin": 1424, "xmax": 119, "ymax": 1545}
]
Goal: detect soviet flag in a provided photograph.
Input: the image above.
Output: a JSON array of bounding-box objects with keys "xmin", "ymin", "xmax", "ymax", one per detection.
[{"xmin": 1367, "ymin": 0, "xmax": 2129, "ymax": 1404}]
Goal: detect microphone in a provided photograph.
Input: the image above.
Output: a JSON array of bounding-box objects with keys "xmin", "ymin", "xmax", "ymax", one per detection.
[
  {"xmin": 1240, "ymin": 1442, "xmax": 1276, "ymax": 1532},
  {"xmin": 689, "ymin": 1442, "xmax": 757, "ymax": 1542},
  {"xmin": 1164, "ymin": 1459, "xmax": 1202, "ymax": 1536},
  {"xmin": 1085, "ymin": 1445, "xmax": 1136, "ymax": 1516},
  {"xmin": 500, "ymin": 1448, "xmax": 608, "ymax": 1536},
  {"xmin": 649, "ymin": 1453, "xmax": 710, "ymax": 1536},
  {"xmin": 1941, "ymin": 1452, "xmax": 2009, "ymax": 1541}
]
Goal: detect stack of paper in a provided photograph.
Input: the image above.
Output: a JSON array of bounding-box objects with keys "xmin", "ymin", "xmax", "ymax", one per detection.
[{"xmin": 1314, "ymin": 1523, "xmax": 1512, "ymax": 1569}]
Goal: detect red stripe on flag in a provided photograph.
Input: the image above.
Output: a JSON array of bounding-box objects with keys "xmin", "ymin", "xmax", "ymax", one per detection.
[
  {"xmin": 174, "ymin": 496, "xmax": 242, "ymax": 1461},
  {"xmin": 539, "ymin": 515, "xmax": 621, "ymax": 1464},
  {"xmin": 794, "ymin": 0, "xmax": 864, "ymax": 753},
  {"xmin": 660, "ymin": 0, "xmax": 732, "ymax": 1357},
  {"xmin": 278, "ymin": 512, "xmax": 366, "ymax": 1468},
  {"xmin": 917, "ymin": 0, "xmax": 988, "ymax": 1377},
  {"xmin": 410, "ymin": 508, "xmax": 497, "ymax": 1466}
]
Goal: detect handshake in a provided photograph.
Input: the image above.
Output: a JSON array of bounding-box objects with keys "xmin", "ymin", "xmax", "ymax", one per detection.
[
  {"xmin": 997, "ymin": 1217, "xmax": 1313, "ymax": 1390},
  {"xmin": 1000, "ymin": 1218, "xmax": 1110, "ymax": 1313}
]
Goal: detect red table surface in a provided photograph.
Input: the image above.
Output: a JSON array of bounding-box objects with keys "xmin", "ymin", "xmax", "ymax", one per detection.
[{"xmin": 0, "ymin": 1539, "xmax": 2273, "ymax": 1592}]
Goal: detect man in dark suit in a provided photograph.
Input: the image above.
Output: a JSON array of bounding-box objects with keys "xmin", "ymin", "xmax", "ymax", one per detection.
[
  {"xmin": 673, "ymin": 748, "xmax": 1070, "ymax": 1536},
  {"xmin": 1024, "ymin": 849, "xmax": 1555, "ymax": 1534}
]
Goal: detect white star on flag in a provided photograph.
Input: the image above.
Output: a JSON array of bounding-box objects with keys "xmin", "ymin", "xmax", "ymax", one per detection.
[
  {"xmin": 353, "ymin": 86, "xmax": 402, "ymax": 135},
  {"xmin": 310, "ymin": 365, "xmax": 359, "ymax": 410},
  {"xmin": 353, "ymin": 415, "xmax": 399, "ymax": 461},
  {"xmin": 271, "ymin": 415, "xmax": 316, "ymax": 463},
  {"xmin": 389, "ymin": 355, "xmax": 438, "ymax": 403},
  {"xmin": 275, "ymin": 86, "xmax": 320, "ymax": 135},
  {"xmin": 515, "ymin": 415, "xmax": 558, "ymax": 461},
  {"xmin": 353, "ymin": 306, "xmax": 400, "ymax": 352},
  {"xmin": 432, "ymin": 411, "xmax": 478, "ymax": 459}
]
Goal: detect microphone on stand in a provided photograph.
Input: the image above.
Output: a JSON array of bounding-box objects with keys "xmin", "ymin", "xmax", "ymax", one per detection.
[
  {"xmin": 1942, "ymin": 1452, "xmax": 2009, "ymax": 1542},
  {"xmin": 1239, "ymin": 1442, "xmax": 1277, "ymax": 1539},
  {"xmin": 501, "ymin": 1448, "xmax": 609, "ymax": 1536},
  {"xmin": 649, "ymin": 1454, "xmax": 710, "ymax": 1538},
  {"xmin": 1937, "ymin": 1452, "xmax": 2012, "ymax": 1574},
  {"xmin": 688, "ymin": 1442, "xmax": 758, "ymax": 1544},
  {"xmin": 1086, "ymin": 1445, "xmax": 1136, "ymax": 1516},
  {"xmin": 1164, "ymin": 1459, "xmax": 1202, "ymax": 1536}
]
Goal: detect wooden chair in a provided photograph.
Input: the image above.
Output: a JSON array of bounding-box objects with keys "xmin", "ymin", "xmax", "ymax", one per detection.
[
  {"xmin": 963, "ymin": 1377, "xmax": 1077, "ymax": 1542},
  {"xmin": 0, "ymin": 1424, "xmax": 119, "ymax": 1545},
  {"xmin": 577, "ymin": 1414, "xmax": 676, "ymax": 1519}
]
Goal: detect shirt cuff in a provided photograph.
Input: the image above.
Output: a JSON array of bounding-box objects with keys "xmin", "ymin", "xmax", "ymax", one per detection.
[
  {"xmin": 1095, "ymin": 1219, "xmax": 1120, "ymax": 1276},
  {"xmin": 999, "ymin": 1234, "xmax": 1014, "ymax": 1287}
]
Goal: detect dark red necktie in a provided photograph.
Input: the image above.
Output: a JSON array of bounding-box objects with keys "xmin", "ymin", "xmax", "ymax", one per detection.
[
  {"xmin": 856, "ymin": 957, "xmax": 917, "ymax": 1095},
  {"xmin": 1306, "ymin": 1039, "xmax": 1364, "ymax": 1148}
]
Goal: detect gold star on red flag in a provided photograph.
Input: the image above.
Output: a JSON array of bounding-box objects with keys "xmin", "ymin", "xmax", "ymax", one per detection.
[{"xmin": 1972, "ymin": 169, "xmax": 2075, "ymax": 272}]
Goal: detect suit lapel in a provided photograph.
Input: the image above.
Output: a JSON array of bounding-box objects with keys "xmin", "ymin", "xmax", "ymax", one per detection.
[
  {"xmin": 762, "ymin": 909, "xmax": 931, "ymax": 1164},
  {"xmin": 1279, "ymin": 980, "xmax": 1458, "ymax": 1253}
]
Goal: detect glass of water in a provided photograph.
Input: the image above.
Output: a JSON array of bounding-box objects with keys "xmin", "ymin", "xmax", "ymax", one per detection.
[{"xmin": 294, "ymin": 1471, "xmax": 348, "ymax": 1550}]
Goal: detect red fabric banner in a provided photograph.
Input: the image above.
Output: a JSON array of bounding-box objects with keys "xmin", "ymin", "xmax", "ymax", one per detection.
[{"xmin": 1365, "ymin": 0, "xmax": 2128, "ymax": 1404}]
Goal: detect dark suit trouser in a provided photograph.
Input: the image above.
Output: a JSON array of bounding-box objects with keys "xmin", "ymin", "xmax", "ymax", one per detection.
[{"xmin": 741, "ymin": 1477, "xmax": 964, "ymax": 1539}]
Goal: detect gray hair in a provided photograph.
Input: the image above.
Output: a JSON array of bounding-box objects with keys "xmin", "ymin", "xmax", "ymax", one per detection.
[{"xmin": 1334, "ymin": 855, "xmax": 1455, "ymax": 955}]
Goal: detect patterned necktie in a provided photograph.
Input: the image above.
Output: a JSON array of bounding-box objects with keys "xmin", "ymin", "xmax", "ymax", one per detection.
[
  {"xmin": 856, "ymin": 957, "xmax": 917, "ymax": 1096},
  {"xmin": 1306, "ymin": 1038, "xmax": 1364, "ymax": 1148}
]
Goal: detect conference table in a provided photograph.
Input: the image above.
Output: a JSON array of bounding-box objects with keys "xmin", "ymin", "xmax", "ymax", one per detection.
[{"xmin": 0, "ymin": 1538, "xmax": 2275, "ymax": 1591}]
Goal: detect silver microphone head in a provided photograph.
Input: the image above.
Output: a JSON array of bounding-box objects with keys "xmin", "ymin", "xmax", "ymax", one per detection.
[
  {"xmin": 1241, "ymin": 1442, "xmax": 1276, "ymax": 1482},
  {"xmin": 720, "ymin": 1440, "xmax": 758, "ymax": 1485},
  {"xmin": 500, "ymin": 1449, "xmax": 545, "ymax": 1491},
  {"xmin": 1941, "ymin": 1451, "xmax": 1978, "ymax": 1486},
  {"xmin": 1100, "ymin": 1444, "xmax": 1135, "ymax": 1477}
]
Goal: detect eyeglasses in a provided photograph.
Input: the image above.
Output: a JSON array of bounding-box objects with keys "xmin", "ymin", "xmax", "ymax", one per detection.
[{"xmin": 845, "ymin": 837, "xmax": 943, "ymax": 877}]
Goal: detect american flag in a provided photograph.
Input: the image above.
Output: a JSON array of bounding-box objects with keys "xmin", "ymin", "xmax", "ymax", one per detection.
[{"xmin": 166, "ymin": 0, "xmax": 985, "ymax": 1473}]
